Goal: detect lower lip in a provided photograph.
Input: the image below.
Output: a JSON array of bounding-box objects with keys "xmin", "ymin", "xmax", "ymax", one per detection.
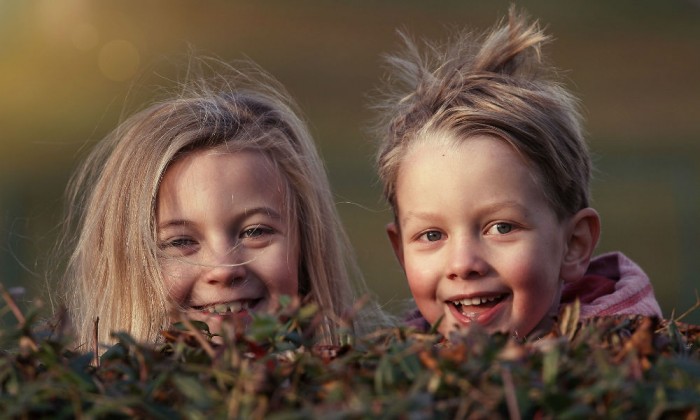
[{"xmin": 448, "ymin": 297, "xmax": 507, "ymax": 327}]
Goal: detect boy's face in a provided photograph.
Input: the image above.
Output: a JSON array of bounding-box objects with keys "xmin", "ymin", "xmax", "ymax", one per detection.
[
  {"xmin": 156, "ymin": 149, "xmax": 299, "ymax": 335},
  {"xmin": 388, "ymin": 134, "xmax": 570, "ymax": 338}
]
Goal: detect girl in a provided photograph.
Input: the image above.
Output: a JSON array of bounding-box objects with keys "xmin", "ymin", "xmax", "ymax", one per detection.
[
  {"xmin": 374, "ymin": 9, "xmax": 661, "ymax": 339},
  {"xmin": 60, "ymin": 60, "xmax": 385, "ymax": 351}
]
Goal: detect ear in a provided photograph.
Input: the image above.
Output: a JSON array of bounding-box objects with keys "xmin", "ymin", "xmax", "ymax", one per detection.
[
  {"xmin": 560, "ymin": 207, "xmax": 601, "ymax": 283},
  {"xmin": 386, "ymin": 222, "xmax": 406, "ymax": 270}
]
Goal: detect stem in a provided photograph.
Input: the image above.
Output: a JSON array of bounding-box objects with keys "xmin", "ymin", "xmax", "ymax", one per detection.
[
  {"xmin": 93, "ymin": 317, "xmax": 100, "ymax": 367},
  {"xmin": 0, "ymin": 283, "xmax": 26, "ymax": 326}
]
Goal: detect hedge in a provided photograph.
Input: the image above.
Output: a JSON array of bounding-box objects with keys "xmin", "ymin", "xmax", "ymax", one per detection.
[{"xmin": 1, "ymin": 287, "xmax": 698, "ymax": 419}]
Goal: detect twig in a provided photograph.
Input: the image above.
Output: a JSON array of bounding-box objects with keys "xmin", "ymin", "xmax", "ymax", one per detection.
[
  {"xmin": 93, "ymin": 317, "xmax": 100, "ymax": 367},
  {"xmin": 658, "ymin": 290, "xmax": 700, "ymax": 334},
  {"xmin": 674, "ymin": 290, "xmax": 700, "ymax": 324},
  {"xmin": 501, "ymin": 366, "xmax": 521, "ymax": 420},
  {"xmin": 0, "ymin": 283, "xmax": 26, "ymax": 325},
  {"xmin": 179, "ymin": 315, "xmax": 217, "ymax": 359}
]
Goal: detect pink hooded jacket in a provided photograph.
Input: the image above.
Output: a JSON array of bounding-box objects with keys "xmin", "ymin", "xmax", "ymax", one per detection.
[{"xmin": 560, "ymin": 251, "xmax": 662, "ymax": 318}]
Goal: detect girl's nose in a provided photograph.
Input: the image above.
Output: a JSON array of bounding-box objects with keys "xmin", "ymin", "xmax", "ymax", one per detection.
[
  {"xmin": 446, "ymin": 236, "xmax": 489, "ymax": 280},
  {"xmin": 202, "ymin": 247, "xmax": 247, "ymax": 287}
]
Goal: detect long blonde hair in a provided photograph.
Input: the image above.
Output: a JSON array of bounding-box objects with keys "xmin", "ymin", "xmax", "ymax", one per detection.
[{"xmin": 61, "ymin": 60, "xmax": 384, "ymax": 350}]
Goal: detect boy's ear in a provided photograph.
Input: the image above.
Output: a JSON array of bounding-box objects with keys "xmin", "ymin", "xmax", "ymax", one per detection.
[
  {"xmin": 560, "ymin": 207, "xmax": 601, "ymax": 283},
  {"xmin": 386, "ymin": 222, "xmax": 405, "ymax": 269}
]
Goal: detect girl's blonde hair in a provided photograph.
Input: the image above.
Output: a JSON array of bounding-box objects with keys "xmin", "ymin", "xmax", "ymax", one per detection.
[
  {"xmin": 375, "ymin": 8, "xmax": 590, "ymax": 220},
  {"xmin": 61, "ymin": 59, "xmax": 383, "ymax": 350}
]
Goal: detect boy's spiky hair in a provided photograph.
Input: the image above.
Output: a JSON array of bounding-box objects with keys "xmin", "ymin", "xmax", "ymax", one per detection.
[{"xmin": 375, "ymin": 7, "xmax": 590, "ymax": 220}]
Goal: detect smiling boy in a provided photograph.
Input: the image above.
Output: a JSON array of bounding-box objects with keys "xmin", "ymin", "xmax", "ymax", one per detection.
[{"xmin": 375, "ymin": 9, "xmax": 661, "ymax": 338}]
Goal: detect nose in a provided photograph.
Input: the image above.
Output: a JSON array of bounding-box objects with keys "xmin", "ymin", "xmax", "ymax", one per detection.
[
  {"xmin": 446, "ymin": 235, "xmax": 489, "ymax": 280},
  {"xmin": 201, "ymin": 245, "xmax": 247, "ymax": 287}
]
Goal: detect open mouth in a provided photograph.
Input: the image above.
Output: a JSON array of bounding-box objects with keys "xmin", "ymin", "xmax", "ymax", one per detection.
[
  {"xmin": 450, "ymin": 294, "xmax": 507, "ymax": 316},
  {"xmin": 192, "ymin": 299, "xmax": 262, "ymax": 315}
]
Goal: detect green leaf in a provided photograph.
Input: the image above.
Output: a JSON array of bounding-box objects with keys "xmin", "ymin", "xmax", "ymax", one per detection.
[{"xmin": 172, "ymin": 374, "xmax": 212, "ymax": 408}]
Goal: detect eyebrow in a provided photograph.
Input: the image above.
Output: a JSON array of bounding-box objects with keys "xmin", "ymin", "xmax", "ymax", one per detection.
[
  {"xmin": 401, "ymin": 200, "xmax": 529, "ymax": 225},
  {"xmin": 244, "ymin": 206, "xmax": 283, "ymax": 219},
  {"xmin": 400, "ymin": 210, "xmax": 439, "ymax": 226},
  {"xmin": 481, "ymin": 200, "xmax": 530, "ymax": 216},
  {"xmin": 157, "ymin": 206, "xmax": 284, "ymax": 230}
]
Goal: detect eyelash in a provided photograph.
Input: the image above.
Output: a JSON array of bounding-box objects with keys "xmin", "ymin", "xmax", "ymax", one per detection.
[
  {"xmin": 159, "ymin": 225, "xmax": 273, "ymax": 247},
  {"xmin": 419, "ymin": 230, "xmax": 443, "ymax": 242},
  {"xmin": 159, "ymin": 237, "xmax": 198, "ymax": 253},
  {"xmin": 486, "ymin": 222, "xmax": 514, "ymax": 235},
  {"xmin": 240, "ymin": 225, "xmax": 274, "ymax": 239},
  {"xmin": 416, "ymin": 222, "xmax": 516, "ymax": 243}
]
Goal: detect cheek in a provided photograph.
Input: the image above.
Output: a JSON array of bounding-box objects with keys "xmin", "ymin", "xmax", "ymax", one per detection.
[
  {"xmin": 404, "ymin": 259, "xmax": 443, "ymax": 323},
  {"xmin": 506, "ymin": 252, "xmax": 562, "ymax": 332},
  {"xmin": 504, "ymin": 246, "xmax": 561, "ymax": 293},
  {"xmin": 404, "ymin": 260, "xmax": 435, "ymax": 297},
  {"xmin": 264, "ymin": 244, "xmax": 300, "ymax": 297},
  {"xmin": 160, "ymin": 260, "xmax": 196, "ymax": 305},
  {"xmin": 277, "ymin": 263, "xmax": 299, "ymax": 296}
]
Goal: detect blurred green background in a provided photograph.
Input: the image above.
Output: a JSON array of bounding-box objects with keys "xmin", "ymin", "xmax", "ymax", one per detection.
[{"xmin": 1, "ymin": 0, "xmax": 699, "ymax": 323}]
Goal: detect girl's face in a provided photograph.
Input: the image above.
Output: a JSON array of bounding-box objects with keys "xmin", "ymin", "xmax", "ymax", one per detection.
[
  {"xmin": 387, "ymin": 134, "xmax": 570, "ymax": 338},
  {"xmin": 156, "ymin": 149, "xmax": 299, "ymax": 334}
]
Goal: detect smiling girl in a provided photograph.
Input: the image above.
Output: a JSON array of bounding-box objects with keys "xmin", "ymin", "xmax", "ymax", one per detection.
[{"xmin": 60, "ymin": 60, "xmax": 386, "ymax": 351}]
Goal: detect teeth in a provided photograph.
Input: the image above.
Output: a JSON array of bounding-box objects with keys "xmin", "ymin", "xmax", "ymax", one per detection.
[
  {"xmin": 454, "ymin": 295, "xmax": 500, "ymax": 307},
  {"xmin": 204, "ymin": 301, "xmax": 249, "ymax": 314}
]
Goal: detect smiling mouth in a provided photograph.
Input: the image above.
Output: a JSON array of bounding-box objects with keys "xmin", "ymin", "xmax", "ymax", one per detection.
[
  {"xmin": 450, "ymin": 294, "xmax": 507, "ymax": 315},
  {"xmin": 192, "ymin": 299, "xmax": 262, "ymax": 315}
]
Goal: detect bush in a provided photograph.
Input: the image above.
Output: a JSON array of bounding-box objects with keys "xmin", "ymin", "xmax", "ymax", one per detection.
[{"xmin": 1, "ymin": 287, "xmax": 698, "ymax": 419}]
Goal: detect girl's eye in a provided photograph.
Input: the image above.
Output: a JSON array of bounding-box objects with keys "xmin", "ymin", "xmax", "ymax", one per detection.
[
  {"xmin": 159, "ymin": 237, "xmax": 198, "ymax": 256},
  {"xmin": 163, "ymin": 237, "xmax": 197, "ymax": 248},
  {"xmin": 241, "ymin": 225, "xmax": 273, "ymax": 239},
  {"xmin": 487, "ymin": 222, "xmax": 514, "ymax": 235},
  {"xmin": 421, "ymin": 230, "xmax": 443, "ymax": 242}
]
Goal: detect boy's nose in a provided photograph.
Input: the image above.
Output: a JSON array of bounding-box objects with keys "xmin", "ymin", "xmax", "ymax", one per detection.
[{"xmin": 446, "ymin": 237, "xmax": 489, "ymax": 280}]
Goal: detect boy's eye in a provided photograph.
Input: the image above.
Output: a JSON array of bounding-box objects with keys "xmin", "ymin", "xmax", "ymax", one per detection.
[
  {"xmin": 421, "ymin": 231, "xmax": 443, "ymax": 242},
  {"xmin": 487, "ymin": 222, "xmax": 513, "ymax": 235}
]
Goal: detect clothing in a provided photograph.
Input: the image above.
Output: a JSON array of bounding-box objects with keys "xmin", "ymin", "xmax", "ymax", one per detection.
[
  {"xmin": 404, "ymin": 251, "xmax": 662, "ymax": 332},
  {"xmin": 560, "ymin": 251, "xmax": 662, "ymax": 319},
  {"xmin": 404, "ymin": 306, "xmax": 432, "ymax": 332}
]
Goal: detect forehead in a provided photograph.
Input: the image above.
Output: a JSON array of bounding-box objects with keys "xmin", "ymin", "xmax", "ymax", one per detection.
[
  {"xmin": 395, "ymin": 133, "xmax": 551, "ymax": 219},
  {"xmin": 157, "ymin": 149, "xmax": 289, "ymax": 213},
  {"xmin": 165, "ymin": 147, "xmax": 279, "ymax": 182},
  {"xmin": 402, "ymin": 132, "xmax": 531, "ymax": 175}
]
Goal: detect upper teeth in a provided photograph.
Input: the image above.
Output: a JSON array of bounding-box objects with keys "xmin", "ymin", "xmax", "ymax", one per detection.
[
  {"xmin": 454, "ymin": 296, "xmax": 499, "ymax": 307},
  {"xmin": 205, "ymin": 301, "xmax": 249, "ymax": 314}
]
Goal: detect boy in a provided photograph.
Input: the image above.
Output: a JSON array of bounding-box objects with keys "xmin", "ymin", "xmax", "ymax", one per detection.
[{"xmin": 374, "ymin": 9, "xmax": 661, "ymax": 338}]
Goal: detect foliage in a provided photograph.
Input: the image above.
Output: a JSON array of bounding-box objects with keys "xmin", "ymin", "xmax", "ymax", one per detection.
[{"xmin": 0, "ymin": 287, "xmax": 698, "ymax": 419}]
